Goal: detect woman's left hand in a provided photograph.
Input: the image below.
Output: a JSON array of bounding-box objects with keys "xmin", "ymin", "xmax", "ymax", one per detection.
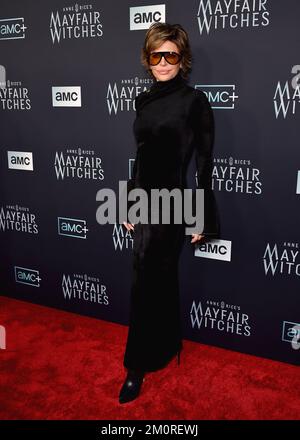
[{"xmin": 190, "ymin": 233, "xmax": 205, "ymax": 244}]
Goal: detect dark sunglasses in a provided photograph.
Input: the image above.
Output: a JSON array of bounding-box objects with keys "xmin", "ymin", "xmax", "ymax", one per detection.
[{"xmin": 148, "ymin": 51, "xmax": 182, "ymax": 66}]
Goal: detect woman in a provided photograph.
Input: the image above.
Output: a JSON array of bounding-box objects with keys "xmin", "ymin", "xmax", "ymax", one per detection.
[{"xmin": 119, "ymin": 22, "xmax": 219, "ymax": 404}]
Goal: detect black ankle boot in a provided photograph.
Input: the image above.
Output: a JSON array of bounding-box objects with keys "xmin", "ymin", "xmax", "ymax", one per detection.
[{"xmin": 119, "ymin": 369, "xmax": 145, "ymax": 404}]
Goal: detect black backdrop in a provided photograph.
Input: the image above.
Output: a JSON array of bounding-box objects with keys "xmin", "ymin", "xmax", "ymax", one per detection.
[{"xmin": 0, "ymin": 0, "xmax": 299, "ymax": 366}]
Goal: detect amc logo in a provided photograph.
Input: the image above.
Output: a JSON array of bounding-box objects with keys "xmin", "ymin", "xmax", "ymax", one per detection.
[
  {"xmin": 14, "ymin": 266, "xmax": 41, "ymax": 287},
  {"xmin": 52, "ymin": 86, "xmax": 81, "ymax": 107},
  {"xmin": 282, "ymin": 321, "xmax": 300, "ymax": 350},
  {"xmin": 58, "ymin": 217, "xmax": 88, "ymax": 239},
  {"xmin": 7, "ymin": 151, "xmax": 33, "ymax": 170},
  {"xmin": 130, "ymin": 4, "xmax": 166, "ymax": 30},
  {"xmin": 195, "ymin": 239, "xmax": 232, "ymax": 262},
  {"xmin": 195, "ymin": 85, "xmax": 239, "ymax": 110},
  {"xmin": 0, "ymin": 17, "xmax": 27, "ymax": 40}
]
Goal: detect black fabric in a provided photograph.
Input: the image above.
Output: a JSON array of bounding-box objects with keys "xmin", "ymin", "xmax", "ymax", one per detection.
[{"xmin": 123, "ymin": 70, "xmax": 220, "ymax": 372}]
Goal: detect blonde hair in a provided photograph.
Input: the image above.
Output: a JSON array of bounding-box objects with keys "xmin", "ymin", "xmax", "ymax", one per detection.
[{"xmin": 141, "ymin": 22, "xmax": 192, "ymax": 79}]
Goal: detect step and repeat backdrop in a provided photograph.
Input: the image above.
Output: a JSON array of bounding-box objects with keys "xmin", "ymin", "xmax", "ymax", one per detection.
[{"xmin": 0, "ymin": 0, "xmax": 299, "ymax": 366}]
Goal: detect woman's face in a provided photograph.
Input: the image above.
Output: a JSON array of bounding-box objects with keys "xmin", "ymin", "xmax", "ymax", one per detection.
[{"xmin": 149, "ymin": 40, "xmax": 182, "ymax": 82}]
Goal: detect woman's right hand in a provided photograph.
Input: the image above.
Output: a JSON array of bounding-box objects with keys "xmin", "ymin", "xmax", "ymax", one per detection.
[{"xmin": 123, "ymin": 222, "xmax": 135, "ymax": 232}]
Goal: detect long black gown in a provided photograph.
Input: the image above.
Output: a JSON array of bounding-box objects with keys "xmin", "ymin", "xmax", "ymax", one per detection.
[{"xmin": 123, "ymin": 71, "xmax": 219, "ymax": 372}]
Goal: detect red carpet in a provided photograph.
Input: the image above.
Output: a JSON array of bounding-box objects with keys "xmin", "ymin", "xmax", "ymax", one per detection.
[{"xmin": 0, "ymin": 295, "xmax": 299, "ymax": 420}]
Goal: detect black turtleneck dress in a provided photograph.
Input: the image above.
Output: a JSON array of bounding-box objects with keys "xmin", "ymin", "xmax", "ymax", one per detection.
[{"xmin": 123, "ymin": 71, "xmax": 219, "ymax": 372}]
